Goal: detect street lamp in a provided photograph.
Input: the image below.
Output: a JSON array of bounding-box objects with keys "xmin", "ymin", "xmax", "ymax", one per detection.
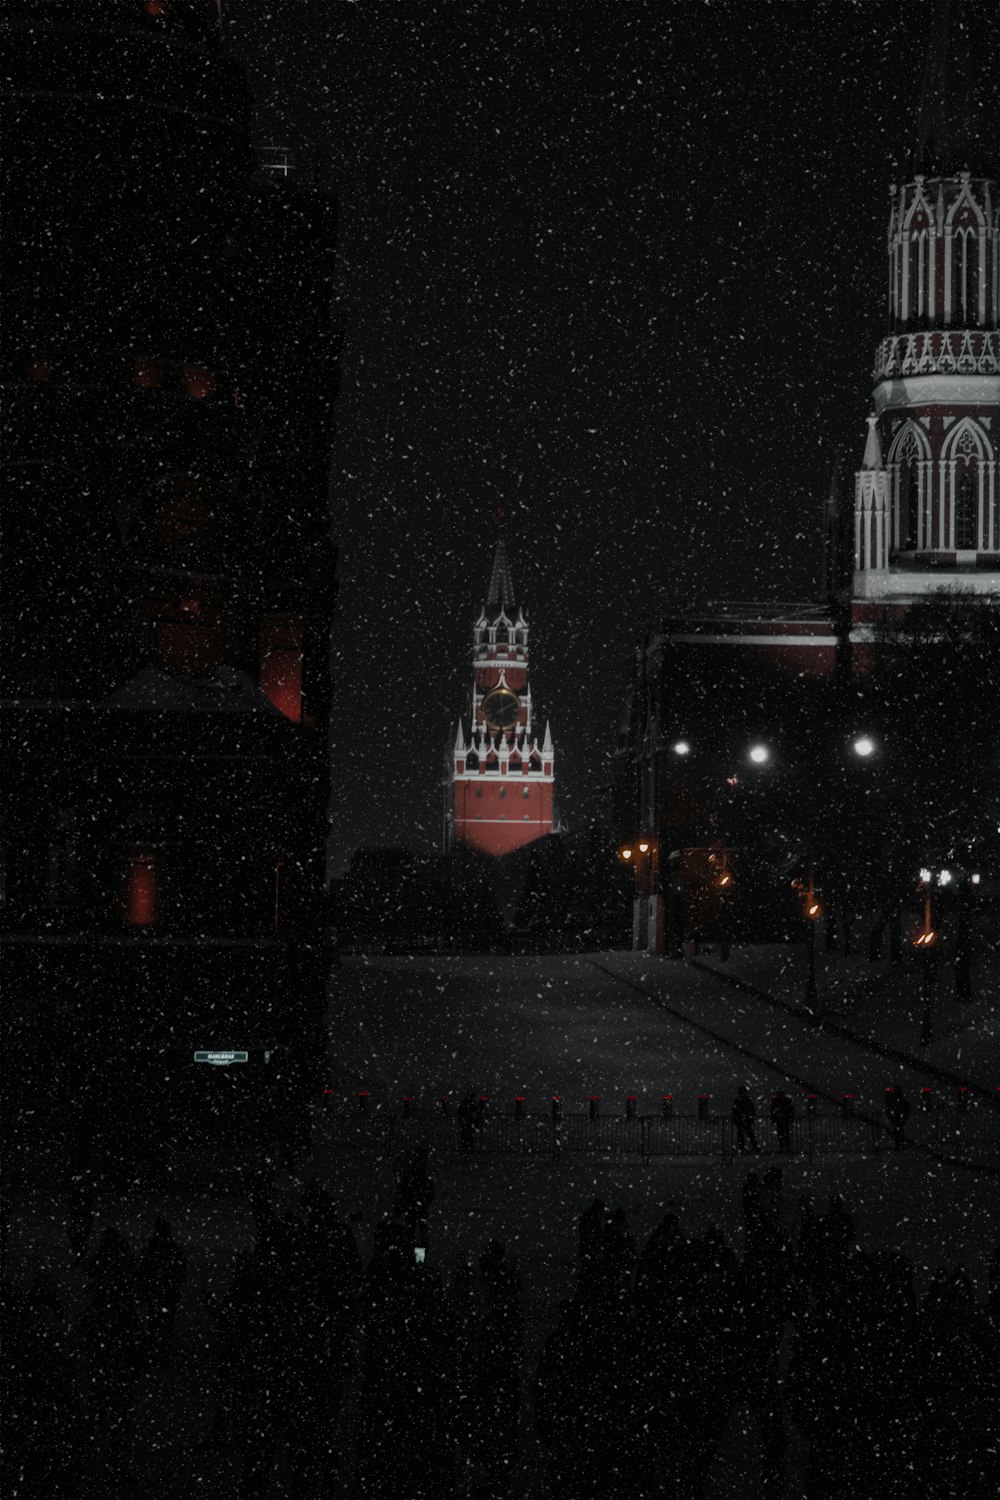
[
  {"xmin": 672, "ymin": 740, "xmax": 690, "ymax": 756},
  {"xmin": 852, "ymin": 735, "xmax": 876, "ymax": 757},
  {"xmin": 914, "ymin": 881, "xmax": 938, "ymax": 1045},
  {"xmin": 709, "ymin": 845, "xmax": 734, "ymax": 959},
  {"xmin": 619, "ymin": 838, "xmax": 661, "ymax": 952},
  {"xmin": 748, "ymin": 744, "xmax": 769, "ymax": 764},
  {"xmin": 799, "ymin": 871, "xmax": 823, "ymax": 1004}
]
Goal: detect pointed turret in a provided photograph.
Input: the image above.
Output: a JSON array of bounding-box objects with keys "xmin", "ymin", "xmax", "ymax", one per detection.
[
  {"xmin": 853, "ymin": 417, "xmax": 891, "ymax": 590},
  {"xmin": 861, "ymin": 414, "xmax": 882, "ymax": 470},
  {"xmin": 542, "ymin": 721, "xmax": 554, "ymax": 756},
  {"xmin": 454, "ymin": 720, "xmax": 466, "ymax": 753}
]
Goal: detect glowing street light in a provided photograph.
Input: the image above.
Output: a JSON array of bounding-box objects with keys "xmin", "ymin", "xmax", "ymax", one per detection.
[
  {"xmin": 638, "ymin": 840, "xmax": 650, "ymax": 854},
  {"xmin": 749, "ymin": 744, "xmax": 769, "ymax": 764},
  {"xmin": 620, "ymin": 846, "xmax": 633, "ymax": 862},
  {"xmin": 914, "ymin": 886, "xmax": 938, "ymax": 1045},
  {"xmin": 673, "ymin": 740, "xmax": 691, "ymax": 756},
  {"xmin": 852, "ymin": 735, "xmax": 876, "ymax": 757}
]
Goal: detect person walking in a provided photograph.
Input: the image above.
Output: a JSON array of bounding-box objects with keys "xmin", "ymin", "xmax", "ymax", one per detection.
[
  {"xmin": 394, "ymin": 1145, "xmax": 434, "ymax": 1250},
  {"xmin": 137, "ymin": 1217, "xmax": 187, "ymax": 1366},
  {"xmin": 458, "ymin": 1090, "xmax": 477, "ymax": 1152},
  {"xmin": 769, "ymin": 1091, "xmax": 795, "ymax": 1154},
  {"xmin": 578, "ymin": 1198, "xmax": 607, "ymax": 1268},
  {"xmin": 885, "ymin": 1086, "xmax": 911, "ymax": 1150},
  {"xmin": 732, "ymin": 1085, "xmax": 759, "ymax": 1153}
]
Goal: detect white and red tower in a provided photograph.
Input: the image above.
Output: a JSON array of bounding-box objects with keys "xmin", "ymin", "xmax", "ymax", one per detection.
[
  {"xmin": 851, "ymin": 0, "xmax": 999, "ymax": 662},
  {"xmin": 448, "ymin": 535, "xmax": 554, "ymax": 857}
]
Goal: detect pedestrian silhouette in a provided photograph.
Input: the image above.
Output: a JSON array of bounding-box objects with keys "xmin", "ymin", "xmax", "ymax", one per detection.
[
  {"xmin": 769, "ymin": 1090, "xmax": 794, "ymax": 1153},
  {"xmin": 885, "ymin": 1085, "xmax": 911, "ymax": 1149},
  {"xmin": 138, "ymin": 1216, "xmax": 187, "ymax": 1365},
  {"xmin": 458, "ymin": 1089, "xmax": 477, "ymax": 1152},
  {"xmin": 732, "ymin": 1085, "xmax": 759, "ymax": 1153},
  {"xmin": 578, "ymin": 1196, "xmax": 606, "ymax": 1265},
  {"xmin": 394, "ymin": 1145, "xmax": 434, "ymax": 1248}
]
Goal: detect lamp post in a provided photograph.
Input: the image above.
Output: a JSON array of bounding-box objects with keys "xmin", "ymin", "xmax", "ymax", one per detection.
[
  {"xmin": 620, "ymin": 837, "xmax": 661, "ymax": 953},
  {"xmin": 711, "ymin": 844, "xmax": 733, "ymax": 961},
  {"xmin": 804, "ymin": 873, "xmax": 822, "ymax": 1005},
  {"xmin": 793, "ymin": 870, "xmax": 823, "ymax": 1005},
  {"xmin": 914, "ymin": 885, "xmax": 937, "ymax": 1045}
]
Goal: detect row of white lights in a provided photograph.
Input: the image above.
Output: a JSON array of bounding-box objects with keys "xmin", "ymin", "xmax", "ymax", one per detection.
[
  {"xmin": 919, "ymin": 868, "xmax": 981, "ymax": 887},
  {"xmin": 672, "ymin": 737, "xmax": 877, "ymax": 762}
]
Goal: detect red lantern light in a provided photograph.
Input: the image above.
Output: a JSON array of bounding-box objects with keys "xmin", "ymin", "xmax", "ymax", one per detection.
[
  {"xmin": 123, "ymin": 850, "xmax": 163, "ymax": 926},
  {"xmin": 180, "ymin": 367, "xmax": 216, "ymax": 400},
  {"xmin": 134, "ymin": 358, "xmax": 164, "ymax": 389},
  {"xmin": 26, "ymin": 353, "xmax": 53, "ymax": 383}
]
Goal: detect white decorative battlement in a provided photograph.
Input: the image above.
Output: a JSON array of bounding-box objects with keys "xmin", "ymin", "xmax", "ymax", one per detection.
[{"xmin": 874, "ymin": 329, "xmax": 1000, "ymax": 382}]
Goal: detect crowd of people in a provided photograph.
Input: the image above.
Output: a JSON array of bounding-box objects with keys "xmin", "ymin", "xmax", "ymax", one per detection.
[{"xmin": 3, "ymin": 1157, "xmax": 998, "ymax": 1499}]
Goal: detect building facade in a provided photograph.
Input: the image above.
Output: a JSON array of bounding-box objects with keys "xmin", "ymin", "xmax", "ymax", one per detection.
[
  {"xmin": 616, "ymin": 0, "xmax": 998, "ymax": 950},
  {"xmin": 850, "ymin": 5, "xmax": 999, "ymax": 659},
  {"xmin": 447, "ymin": 538, "xmax": 554, "ymax": 858}
]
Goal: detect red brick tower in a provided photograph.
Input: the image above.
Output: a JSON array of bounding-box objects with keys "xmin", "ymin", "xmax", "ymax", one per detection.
[
  {"xmin": 850, "ymin": 0, "xmax": 999, "ymax": 664},
  {"xmin": 448, "ymin": 535, "xmax": 554, "ymax": 857}
]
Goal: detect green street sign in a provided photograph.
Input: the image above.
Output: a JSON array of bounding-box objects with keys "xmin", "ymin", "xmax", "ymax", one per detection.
[{"xmin": 194, "ymin": 1050, "xmax": 249, "ymax": 1066}]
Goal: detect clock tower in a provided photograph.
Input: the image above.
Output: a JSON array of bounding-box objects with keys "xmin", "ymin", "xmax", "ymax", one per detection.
[{"xmin": 447, "ymin": 535, "xmax": 555, "ymax": 857}]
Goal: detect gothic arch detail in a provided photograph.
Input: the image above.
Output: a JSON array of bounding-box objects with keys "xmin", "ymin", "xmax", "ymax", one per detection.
[
  {"xmin": 887, "ymin": 421, "xmax": 931, "ymax": 551},
  {"xmin": 939, "ymin": 418, "xmax": 993, "ymax": 551}
]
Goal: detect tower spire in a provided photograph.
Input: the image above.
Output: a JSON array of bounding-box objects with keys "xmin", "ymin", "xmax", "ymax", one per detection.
[
  {"xmin": 486, "ymin": 514, "xmax": 515, "ymax": 612},
  {"xmin": 914, "ymin": 0, "xmax": 997, "ymax": 177}
]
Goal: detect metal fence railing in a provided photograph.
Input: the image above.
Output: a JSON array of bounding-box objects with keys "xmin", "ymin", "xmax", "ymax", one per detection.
[{"xmin": 314, "ymin": 1104, "xmax": 1000, "ymax": 1163}]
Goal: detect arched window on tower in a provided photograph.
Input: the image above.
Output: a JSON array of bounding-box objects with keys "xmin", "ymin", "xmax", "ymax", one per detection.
[
  {"xmin": 943, "ymin": 421, "xmax": 988, "ymax": 552},
  {"xmin": 899, "ymin": 453, "xmax": 917, "ymax": 550},
  {"xmin": 953, "ymin": 226, "xmax": 979, "ymax": 325},
  {"xmin": 955, "ymin": 468, "xmax": 978, "ymax": 550},
  {"xmin": 891, "ymin": 427, "xmax": 923, "ymax": 551},
  {"xmin": 909, "ymin": 230, "xmax": 928, "ymax": 325}
]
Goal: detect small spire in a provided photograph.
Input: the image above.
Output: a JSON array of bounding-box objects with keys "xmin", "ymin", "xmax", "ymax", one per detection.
[
  {"xmin": 861, "ymin": 415, "xmax": 883, "ymax": 471},
  {"xmin": 542, "ymin": 721, "xmax": 554, "ymax": 756},
  {"xmin": 486, "ymin": 533, "xmax": 515, "ymax": 612},
  {"xmin": 454, "ymin": 720, "xmax": 466, "ymax": 753}
]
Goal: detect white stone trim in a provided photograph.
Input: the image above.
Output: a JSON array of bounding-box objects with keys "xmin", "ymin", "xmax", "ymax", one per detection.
[
  {"xmin": 874, "ymin": 374, "xmax": 1000, "ymax": 413},
  {"xmin": 666, "ymin": 633, "xmax": 840, "ymax": 648},
  {"xmin": 853, "ymin": 570, "xmax": 1000, "ymax": 600}
]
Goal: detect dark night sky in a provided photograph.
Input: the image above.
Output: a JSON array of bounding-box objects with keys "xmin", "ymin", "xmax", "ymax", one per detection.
[{"xmin": 224, "ymin": 0, "xmax": 998, "ymax": 868}]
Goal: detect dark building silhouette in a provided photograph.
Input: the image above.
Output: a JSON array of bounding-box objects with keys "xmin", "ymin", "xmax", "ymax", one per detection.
[{"xmin": 1, "ymin": 3, "xmax": 340, "ymax": 1169}]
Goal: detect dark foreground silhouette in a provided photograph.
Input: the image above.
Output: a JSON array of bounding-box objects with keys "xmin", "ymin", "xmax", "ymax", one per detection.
[{"xmin": 3, "ymin": 1160, "xmax": 998, "ymax": 1498}]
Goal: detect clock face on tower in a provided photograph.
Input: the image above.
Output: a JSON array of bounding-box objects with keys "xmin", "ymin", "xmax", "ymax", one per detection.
[{"xmin": 481, "ymin": 686, "xmax": 521, "ymax": 729}]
